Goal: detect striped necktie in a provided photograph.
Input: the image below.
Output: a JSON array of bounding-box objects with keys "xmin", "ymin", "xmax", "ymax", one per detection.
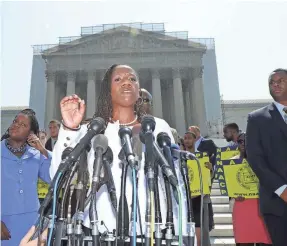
[{"xmin": 284, "ymin": 107, "xmax": 287, "ymax": 123}]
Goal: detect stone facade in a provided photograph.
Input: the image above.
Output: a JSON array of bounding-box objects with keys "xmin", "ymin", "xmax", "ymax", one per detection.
[
  {"xmin": 30, "ymin": 23, "xmax": 222, "ymax": 136},
  {"xmin": 222, "ymin": 99, "xmax": 273, "ymax": 132}
]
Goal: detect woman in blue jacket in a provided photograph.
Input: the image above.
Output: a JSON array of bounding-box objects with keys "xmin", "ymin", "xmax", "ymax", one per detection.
[{"xmin": 1, "ymin": 109, "xmax": 52, "ymax": 246}]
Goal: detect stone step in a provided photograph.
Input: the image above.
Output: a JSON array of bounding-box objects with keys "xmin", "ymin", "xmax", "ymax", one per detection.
[
  {"xmin": 210, "ymin": 224, "xmax": 234, "ymax": 237},
  {"xmin": 212, "ymin": 182, "xmax": 220, "ymax": 189},
  {"xmin": 210, "ymin": 237, "xmax": 235, "ymax": 245},
  {"xmin": 213, "ymin": 213, "xmax": 232, "ymax": 224},
  {"xmin": 211, "ymin": 188, "xmax": 221, "ymax": 196},
  {"xmin": 212, "ymin": 204, "xmax": 230, "ymax": 213},
  {"xmin": 211, "ymin": 196, "xmax": 230, "ymax": 204}
]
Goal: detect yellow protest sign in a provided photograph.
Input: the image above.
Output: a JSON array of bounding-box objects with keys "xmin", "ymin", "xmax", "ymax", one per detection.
[
  {"xmin": 216, "ymin": 146, "xmax": 240, "ymax": 161},
  {"xmin": 37, "ymin": 179, "xmax": 49, "ymax": 199},
  {"xmin": 215, "ymin": 146, "xmax": 240, "ymax": 180},
  {"xmin": 218, "ymin": 158, "xmax": 259, "ymax": 198},
  {"xmin": 187, "ymin": 152, "xmax": 211, "ymax": 196}
]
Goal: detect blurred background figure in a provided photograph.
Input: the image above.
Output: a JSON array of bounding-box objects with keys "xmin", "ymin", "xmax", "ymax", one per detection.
[
  {"xmin": 140, "ymin": 88, "xmax": 153, "ymax": 115},
  {"xmin": 45, "ymin": 119, "xmax": 60, "ymax": 151}
]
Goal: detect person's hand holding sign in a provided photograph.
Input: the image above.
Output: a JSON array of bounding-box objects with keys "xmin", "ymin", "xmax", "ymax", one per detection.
[{"xmin": 205, "ymin": 162, "xmax": 212, "ymax": 171}]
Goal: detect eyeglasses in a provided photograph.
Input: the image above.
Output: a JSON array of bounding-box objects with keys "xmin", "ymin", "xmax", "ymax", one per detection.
[
  {"xmin": 143, "ymin": 98, "xmax": 152, "ymax": 105},
  {"xmin": 269, "ymin": 78, "xmax": 287, "ymax": 86}
]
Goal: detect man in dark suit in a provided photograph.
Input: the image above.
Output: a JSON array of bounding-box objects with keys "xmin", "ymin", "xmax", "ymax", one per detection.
[
  {"xmin": 45, "ymin": 119, "xmax": 60, "ymax": 151},
  {"xmin": 188, "ymin": 125, "xmax": 217, "ymax": 231},
  {"xmin": 188, "ymin": 126, "xmax": 217, "ymax": 167},
  {"xmin": 246, "ymin": 68, "xmax": 287, "ymax": 246}
]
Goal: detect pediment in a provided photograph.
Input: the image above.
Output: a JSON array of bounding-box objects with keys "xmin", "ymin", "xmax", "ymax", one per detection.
[{"xmin": 43, "ymin": 27, "xmax": 205, "ymax": 56}]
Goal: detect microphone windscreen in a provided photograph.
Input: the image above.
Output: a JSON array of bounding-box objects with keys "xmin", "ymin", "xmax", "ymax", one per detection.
[
  {"xmin": 62, "ymin": 147, "xmax": 73, "ymax": 160},
  {"xmin": 156, "ymin": 131, "xmax": 171, "ymax": 147},
  {"xmin": 118, "ymin": 127, "xmax": 132, "ymax": 139},
  {"xmin": 89, "ymin": 117, "xmax": 106, "ymax": 133},
  {"xmin": 141, "ymin": 115, "xmax": 156, "ymax": 132},
  {"xmin": 93, "ymin": 134, "xmax": 109, "ymax": 153}
]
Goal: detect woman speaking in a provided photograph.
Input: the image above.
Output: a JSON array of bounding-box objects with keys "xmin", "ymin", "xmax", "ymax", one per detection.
[{"xmin": 50, "ymin": 64, "xmax": 187, "ymax": 244}]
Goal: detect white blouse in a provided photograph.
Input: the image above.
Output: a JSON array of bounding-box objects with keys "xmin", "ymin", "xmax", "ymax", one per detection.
[{"xmin": 50, "ymin": 117, "xmax": 187, "ymax": 235}]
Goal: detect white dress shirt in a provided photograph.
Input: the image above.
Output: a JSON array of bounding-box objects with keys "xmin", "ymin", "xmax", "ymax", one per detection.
[
  {"xmin": 273, "ymin": 101, "xmax": 287, "ymax": 197},
  {"xmin": 50, "ymin": 117, "xmax": 187, "ymax": 235}
]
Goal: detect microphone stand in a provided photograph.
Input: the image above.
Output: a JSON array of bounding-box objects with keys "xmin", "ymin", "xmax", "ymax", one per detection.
[
  {"xmin": 142, "ymin": 132, "xmax": 155, "ymax": 246},
  {"xmin": 67, "ymin": 185, "xmax": 75, "ymax": 246},
  {"xmin": 117, "ymin": 156, "xmax": 129, "ymax": 246},
  {"xmin": 180, "ymin": 159, "xmax": 195, "ymax": 246},
  {"xmin": 162, "ymin": 171, "xmax": 174, "ymax": 246},
  {"xmin": 54, "ymin": 159, "xmax": 79, "ymax": 246},
  {"xmin": 75, "ymin": 150, "xmax": 89, "ymax": 246},
  {"xmin": 89, "ymin": 134, "xmax": 108, "ymax": 246},
  {"xmin": 154, "ymin": 162, "xmax": 163, "ymax": 246},
  {"xmin": 129, "ymin": 173, "xmax": 138, "ymax": 246}
]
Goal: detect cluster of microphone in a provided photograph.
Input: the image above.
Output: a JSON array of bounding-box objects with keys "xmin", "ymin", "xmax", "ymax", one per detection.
[{"xmin": 31, "ymin": 115, "xmax": 201, "ymax": 246}]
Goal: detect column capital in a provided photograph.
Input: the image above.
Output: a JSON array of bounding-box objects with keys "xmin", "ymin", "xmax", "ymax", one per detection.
[
  {"xmin": 45, "ymin": 70, "xmax": 56, "ymax": 82},
  {"xmin": 172, "ymin": 68, "xmax": 182, "ymax": 79},
  {"xmin": 66, "ymin": 71, "xmax": 77, "ymax": 81},
  {"xmin": 151, "ymin": 69, "xmax": 160, "ymax": 79},
  {"xmin": 87, "ymin": 70, "xmax": 97, "ymax": 81},
  {"xmin": 192, "ymin": 66, "xmax": 204, "ymax": 79}
]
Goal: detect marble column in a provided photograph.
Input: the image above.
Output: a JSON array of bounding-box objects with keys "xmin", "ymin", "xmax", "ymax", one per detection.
[
  {"xmin": 192, "ymin": 67, "xmax": 208, "ymax": 136},
  {"xmin": 151, "ymin": 69, "xmax": 163, "ymax": 118},
  {"xmin": 86, "ymin": 71, "xmax": 97, "ymax": 118},
  {"xmin": 172, "ymin": 68, "xmax": 186, "ymax": 135},
  {"xmin": 66, "ymin": 71, "xmax": 76, "ymax": 96},
  {"xmin": 189, "ymin": 79, "xmax": 197, "ymax": 126},
  {"xmin": 45, "ymin": 71, "xmax": 56, "ymax": 127},
  {"xmin": 183, "ymin": 82, "xmax": 192, "ymax": 127}
]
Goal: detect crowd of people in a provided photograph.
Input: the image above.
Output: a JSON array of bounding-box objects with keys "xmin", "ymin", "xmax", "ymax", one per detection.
[{"xmin": 1, "ymin": 65, "xmax": 287, "ymax": 246}]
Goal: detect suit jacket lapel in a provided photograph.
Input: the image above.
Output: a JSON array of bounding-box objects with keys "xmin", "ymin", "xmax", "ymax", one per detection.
[{"xmin": 269, "ymin": 103, "xmax": 287, "ymax": 139}]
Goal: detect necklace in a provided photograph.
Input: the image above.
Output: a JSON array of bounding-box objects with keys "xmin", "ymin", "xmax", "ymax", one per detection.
[
  {"xmin": 5, "ymin": 139, "xmax": 27, "ymax": 153},
  {"xmin": 119, "ymin": 115, "xmax": 138, "ymax": 127}
]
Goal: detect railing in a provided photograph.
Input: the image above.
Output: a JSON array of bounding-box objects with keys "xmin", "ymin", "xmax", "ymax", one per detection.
[
  {"xmin": 189, "ymin": 38, "xmax": 215, "ymax": 50},
  {"xmin": 59, "ymin": 36, "xmax": 81, "ymax": 44},
  {"xmin": 165, "ymin": 31, "xmax": 189, "ymax": 40},
  {"xmin": 32, "ymin": 23, "xmax": 216, "ymax": 54},
  {"xmin": 81, "ymin": 22, "xmax": 165, "ymax": 36},
  {"xmin": 32, "ymin": 44, "xmax": 58, "ymax": 55}
]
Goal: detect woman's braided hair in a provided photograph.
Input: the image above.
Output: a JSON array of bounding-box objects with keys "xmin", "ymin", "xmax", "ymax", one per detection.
[
  {"xmin": 93, "ymin": 64, "xmax": 146, "ymax": 124},
  {"xmin": 1, "ymin": 108, "xmax": 40, "ymax": 141}
]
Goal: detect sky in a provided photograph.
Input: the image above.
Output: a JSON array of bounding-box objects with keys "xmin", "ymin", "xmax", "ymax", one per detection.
[{"xmin": 1, "ymin": 0, "xmax": 287, "ymax": 107}]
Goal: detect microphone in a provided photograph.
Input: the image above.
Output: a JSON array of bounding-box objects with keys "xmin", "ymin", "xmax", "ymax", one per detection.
[
  {"xmin": 157, "ymin": 132, "xmax": 179, "ymax": 203},
  {"xmin": 39, "ymin": 117, "xmax": 106, "ymax": 214},
  {"xmin": 90, "ymin": 134, "xmax": 108, "ymax": 246},
  {"xmin": 141, "ymin": 115, "xmax": 156, "ymax": 193},
  {"xmin": 170, "ymin": 148, "xmax": 196, "ymax": 161},
  {"xmin": 118, "ymin": 127, "xmax": 137, "ymax": 169},
  {"xmin": 102, "ymin": 147, "xmax": 117, "ymax": 211},
  {"xmin": 30, "ymin": 147, "xmax": 73, "ymax": 242},
  {"xmin": 140, "ymin": 132, "xmax": 178, "ymax": 188}
]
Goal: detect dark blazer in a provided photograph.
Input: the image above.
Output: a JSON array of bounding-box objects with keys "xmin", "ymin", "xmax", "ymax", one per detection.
[
  {"xmin": 246, "ymin": 103, "xmax": 287, "ymax": 216},
  {"xmin": 45, "ymin": 138, "xmax": 53, "ymax": 152},
  {"xmin": 197, "ymin": 138, "xmax": 217, "ymax": 167}
]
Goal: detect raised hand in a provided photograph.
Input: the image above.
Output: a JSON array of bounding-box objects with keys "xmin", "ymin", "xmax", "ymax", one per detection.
[{"xmin": 60, "ymin": 95, "xmax": 86, "ymax": 129}]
